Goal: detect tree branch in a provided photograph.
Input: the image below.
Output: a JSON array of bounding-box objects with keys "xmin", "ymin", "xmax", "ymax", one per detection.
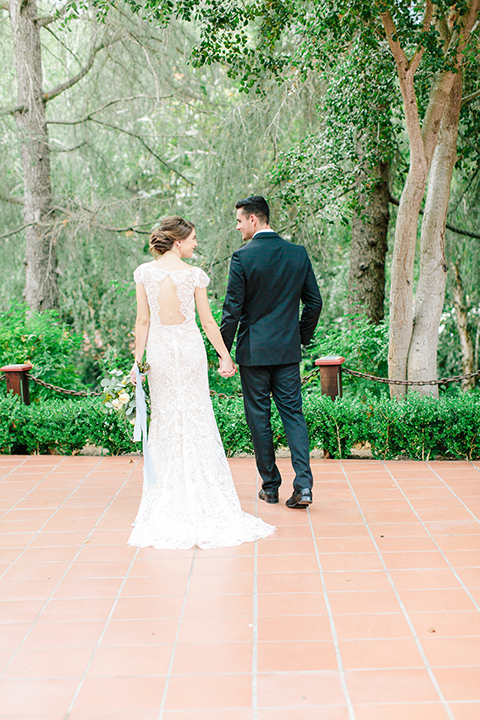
[
  {"xmin": 0, "ymin": 223, "xmax": 33, "ymax": 240},
  {"xmin": 0, "ymin": 192, "xmax": 23, "ymax": 206},
  {"xmin": 49, "ymin": 115, "xmax": 193, "ymax": 185},
  {"xmin": 35, "ymin": 1, "xmax": 74, "ymax": 27},
  {"xmin": 378, "ymin": 9, "xmax": 409, "ymax": 72},
  {"xmin": 422, "ymin": 0, "xmax": 480, "ymax": 163},
  {"xmin": 462, "ymin": 87, "xmax": 480, "ymax": 105},
  {"xmin": 43, "ymin": 36, "xmax": 112, "ymax": 104},
  {"xmin": 406, "ymin": 0, "xmax": 433, "ymax": 75},
  {"xmin": 46, "ymin": 94, "xmax": 173, "ymax": 126},
  {"xmin": 50, "ymin": 140, "xmax": 88, "ymax": 153},
  {"xmin": 94, "ymin": 119, "xmax": 194, "ymax": 185},
  {"xmin": 379, "ymin": 9, "xmax": 425, "ymax": 162},
  {"xmin": 0, "ymin": 215, "xmax": 157, "ymax": 239},
  {"xmin": 0, "ymin": 35, "xmax": 115, "ymax": 115},
  {"xmin": 389, "ymin": 194, "xmax": 480, "ymax": 240},
  {"xmin": 423, "ymin": 0, "xmax": 434, "ymax": 32},
  {"xmin": 95, "ymin": 223, "xmax": 152, "ymax": 235}
]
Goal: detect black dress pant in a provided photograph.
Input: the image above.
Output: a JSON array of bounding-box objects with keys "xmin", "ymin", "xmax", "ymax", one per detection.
[{"xmin": 239, "ymin": 363, "xmax": 313, "ymax": 492}]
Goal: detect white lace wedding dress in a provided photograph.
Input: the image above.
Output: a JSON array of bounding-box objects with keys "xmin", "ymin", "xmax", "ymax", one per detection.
[{"xmin": 128, "ymin": 262, "xmax": 275, "ymax": 550}]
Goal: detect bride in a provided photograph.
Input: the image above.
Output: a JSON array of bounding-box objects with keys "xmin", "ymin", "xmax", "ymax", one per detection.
[{"xmin": 128, "ymin": 216, "xmax": 275, "ymax": 550}]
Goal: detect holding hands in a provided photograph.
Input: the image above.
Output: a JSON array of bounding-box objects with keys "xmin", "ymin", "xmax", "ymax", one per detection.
[{"xmin": 219, "ymin": 355, "xmax": 237, "ymax": 378}]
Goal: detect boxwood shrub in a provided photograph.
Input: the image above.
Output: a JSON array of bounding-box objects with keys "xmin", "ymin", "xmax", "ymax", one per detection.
[{"xmin": 1, "ymin": 390, "xmax": 480, "ymax": 460}]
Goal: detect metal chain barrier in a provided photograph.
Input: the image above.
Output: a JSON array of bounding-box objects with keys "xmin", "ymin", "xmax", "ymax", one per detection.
[
  {"xmin": 27, "ymin": 374, "xmax": 102, "ymax": 397},
  {"xmin": 18, "ymin": 363, "xmax": 478, "ymax": 401},
  {"xmin": 301, "ymin": 366, "xmax": 321, "ymax": 385},
  {"xmin": 343, "ymin": 367, "xmax": 480, "ymax": 386},
  {"xmin": 210, "ymin": 390, "xmax": 240, "ymax": 399}
]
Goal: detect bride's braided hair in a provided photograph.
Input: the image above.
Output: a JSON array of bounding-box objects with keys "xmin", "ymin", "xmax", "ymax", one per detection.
[{"xmin": 150, "ymin": 216, "xmax": 195, "ymax": 256}]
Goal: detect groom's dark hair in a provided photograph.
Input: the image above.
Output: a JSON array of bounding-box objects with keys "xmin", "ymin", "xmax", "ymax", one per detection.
[{"xmin": 235, "ymin": 195, "xmax": 270, "ymax": 224}]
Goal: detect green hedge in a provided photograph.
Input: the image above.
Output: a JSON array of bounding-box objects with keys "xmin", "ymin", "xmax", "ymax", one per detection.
[
  {"xmin": 1, "ymin": 391, "xmax": 480, "ymax": 460},
  {"xmin": 0, "ymin": 395, "xmax": 136, "ymax": 456}
]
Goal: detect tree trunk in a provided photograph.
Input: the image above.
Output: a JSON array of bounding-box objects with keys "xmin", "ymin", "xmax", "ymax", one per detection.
[
  {"xmin": 406, "ymin": 70, "xmax": 463, "ymax": 396},
  {"xmin": 452, "ymin": 263, "xmax": 475, "ymax": 391},
  {"xmin": 9, "ymin": 0, "xmax": 58, "ymax": 311},
  {"xmin": 380, "ymin": 3, "xmax": 479, "ymax": 397},
  {"xmin": 348, "ymin": 160, "xmax": 390, "ymax": 325},
  {"xmin": 387, "ymin": 158, "xmax": 427, "ymax": 395}
]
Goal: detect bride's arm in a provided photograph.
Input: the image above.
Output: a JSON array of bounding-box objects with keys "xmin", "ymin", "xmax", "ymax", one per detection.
[
  {"xmin": 130, "ymin": 283, "xmax": 150, "ymax": 385},
  {"xmin": 195, "ymin": 288, "xmax": 236, "ymax": 376}
]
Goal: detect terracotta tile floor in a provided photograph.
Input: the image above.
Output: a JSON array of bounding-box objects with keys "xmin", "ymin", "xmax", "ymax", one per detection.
[{"xmin": 1, "ymin": 455, "xmax": 480, "ymax": 719}]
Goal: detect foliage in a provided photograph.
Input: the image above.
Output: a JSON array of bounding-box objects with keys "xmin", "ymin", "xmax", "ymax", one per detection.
[
  {"xmin": 117, "ymin": 0, "xmax": 480, "ymax": 381},
  {"xmin": 304, "ymin": 313, "xmax": 389, "ymax": 396},
  {"xmin": 0, "ymin": 393, "xmax": 137, "ymax": 456},
  {"xmin": 1, "ymin": 0, "xmax": 479, "ymax": 400},
  {"xmin": 3, "ymin": 387, "xmax": 480, "ymax": 460},
  {"xmin": 0, "ymin": 304, "xmax": 85, "ymax": 399},
  {"xmin": 365, "ymin": 391, "xmax": 480, "ymax": 461}
]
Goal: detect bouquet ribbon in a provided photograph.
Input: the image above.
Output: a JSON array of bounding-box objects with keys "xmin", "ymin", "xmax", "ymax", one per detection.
[{"xmin": 133, "ymin": 365, "xmax": 157, "ymax": 490}]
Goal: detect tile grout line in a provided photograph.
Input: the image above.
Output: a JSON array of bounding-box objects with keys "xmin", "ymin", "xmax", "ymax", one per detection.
[
  {"xmin": 340, "ymin": 461, "xmax": 455, "ymax": 720},
  {"xmin": 0, "ymin": 455, "xmax": 68, "ymax": 520},
  {"xmin": 306, "ymin": 508, "xmax": 356, "ymax": 720},
  {"xmin": 426, "ymin": 461, "xmax": 480, "ymax": 527},
  {"xmin": 0, "ymin": 455, "xmax": 90, "ymax": 580},
  {"xmin": 0, "ymin": 457, "xmax": 141, "ymax": 679},
  {"xmin": 156, "ymin": 546, "xmax": 198, "ymax": 720},
  {"xmin": 252, "ymin": 468, "xmax": 259, "ymax": 720},
  {"xmin": 0, "ymin": 455, "xmax": 38, "ymax": 520},
  {"xmin": 63, "ymin": 545, "xmax": 141, "ymax": 719},
  {"xmin": 382, "ymin": 463, "xmax": 480, "ymax": 614}
]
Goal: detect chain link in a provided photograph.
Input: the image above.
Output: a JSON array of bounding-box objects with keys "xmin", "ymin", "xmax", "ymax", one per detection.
[
  {"xmin": 6, "ymin": 363, "xmax": 475, "ymax": 400},
  {"xmin": 301, "ymin": 366, "xmax": 321, "ymax": 385},
  {"xmin": 27, "ymin": 374, "xmax": 102, "ymax": 397},
  {"xmin": 210, "ymin": 390, "xmax": 241, "ymax": 400},
  {"xmin": 343, "ymin": 367, "xmax": 480, "ymax": 386}
]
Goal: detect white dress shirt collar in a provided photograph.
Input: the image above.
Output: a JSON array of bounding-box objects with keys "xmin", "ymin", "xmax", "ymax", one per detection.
[{"xmin": 252, "ymin": 228, "xmax": 274, "ymax": 238}]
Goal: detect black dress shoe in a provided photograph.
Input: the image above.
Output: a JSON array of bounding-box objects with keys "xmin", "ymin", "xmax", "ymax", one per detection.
[
  {"xmin": 259, "ymin": 488, "xmax": 279, "ymax": 504},
  {"xmin": 286, "ymin": 488, "xmax": 312, "ymax": 508}
]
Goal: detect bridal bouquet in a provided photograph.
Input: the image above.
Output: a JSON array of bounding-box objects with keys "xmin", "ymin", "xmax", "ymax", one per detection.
[
  {"xmin": 101, "ymin": 368, "xmax": 136, "ymax": 423},
  {"xmin": 100, "ymin": 362, "xmax": 150, "ymax": 424}
]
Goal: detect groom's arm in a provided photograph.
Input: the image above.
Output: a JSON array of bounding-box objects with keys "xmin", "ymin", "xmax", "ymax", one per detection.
[
  {"xmin": 299, "ymin": 254, "xmax": 322, "ymax": 346},
  {"xmin": 220, "ymin": 252, "xmax": 246, "ymax": 353}
]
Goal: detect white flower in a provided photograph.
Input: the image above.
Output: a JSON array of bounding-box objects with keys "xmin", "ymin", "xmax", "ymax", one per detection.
[
  {"xmin": 111, "ymin": 398, "xmax": 121, "ymax": 409},
  {"xmin": 118, "ymin": 393, "xmax": 130, "ymax": 404}
]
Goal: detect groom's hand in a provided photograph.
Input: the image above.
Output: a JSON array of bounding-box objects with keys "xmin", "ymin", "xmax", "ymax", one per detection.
[{"xmin": 218, "ymin": 356, "xmax": 237, "ymax": 378}]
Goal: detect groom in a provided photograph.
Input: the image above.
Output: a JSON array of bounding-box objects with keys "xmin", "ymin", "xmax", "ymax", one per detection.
[{"xmin": 220, "ymin": 196, "xmax": 322, "ymax": 508}]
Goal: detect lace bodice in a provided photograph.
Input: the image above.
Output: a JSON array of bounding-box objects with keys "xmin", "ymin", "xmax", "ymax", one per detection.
[{"xmin": 133, "ymin": 263, "xmax": 209, "ymax": 325}]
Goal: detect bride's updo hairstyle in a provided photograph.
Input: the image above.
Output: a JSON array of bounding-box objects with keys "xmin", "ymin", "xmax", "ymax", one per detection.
[{"xmin": 150, "ymin": 216, "xmax": 195, "ymax": 257}]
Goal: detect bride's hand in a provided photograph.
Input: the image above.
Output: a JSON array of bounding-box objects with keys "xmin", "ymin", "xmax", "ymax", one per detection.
[
  {"xmin": 218, "ymin": 355, "xmax": 236, "ymax": 378},
  {"xmin": 129, "ymin": 363, "xmax": 137, "ymax": 386}
]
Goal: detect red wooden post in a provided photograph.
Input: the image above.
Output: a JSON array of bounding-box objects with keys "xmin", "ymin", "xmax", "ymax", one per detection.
[
  {"xmin": 314, "ymin": 356, "xmax": 346, "ymax": 400},
  {"xmin": 1, "ymin": 364, "xmax": 33, "ymax": 405}
]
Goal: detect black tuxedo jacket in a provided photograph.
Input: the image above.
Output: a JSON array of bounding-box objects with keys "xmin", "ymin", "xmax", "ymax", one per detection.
[{"xmin": 220, "ymin": 231, "xmax": 322, "ymax": 366}]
